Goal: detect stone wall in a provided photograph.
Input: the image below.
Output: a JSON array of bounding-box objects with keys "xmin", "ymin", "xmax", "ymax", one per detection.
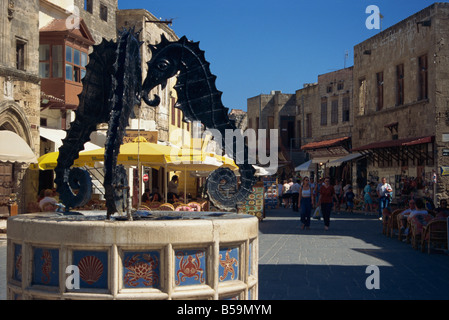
[
  {"xmin": 0, "ymin": 0, "xmax": 41, "ymax": 212},
  {"xmin": 74, "ymin": 0, "xmax": 118, "ymax": 43},
  {"xmin": 352, "ymin": 3, "xmax": 449, "ymax": 201},
  {"xmin": 295, "ymin": 83, "xmax": 319, "ymax": 147},
  {"xmin": 247, "ymin": 91, "xmax": 295, "ymax": 131},
  {"xmin": 117, "ymin": 9, "xmax": 179, "ymax": 143},
  {"xmin": 316, "ymin": 67, "xmax": 353, "ymax": 140}
]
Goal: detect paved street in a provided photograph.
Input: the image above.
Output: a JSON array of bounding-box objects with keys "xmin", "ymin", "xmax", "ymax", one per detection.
[
  {"xmin": 1, "ymin": 208, "xmax": 448, "ymax": 300},
  {"xmin": 258, "ymin": 208, "xmax": 449, "ymax": 300}
]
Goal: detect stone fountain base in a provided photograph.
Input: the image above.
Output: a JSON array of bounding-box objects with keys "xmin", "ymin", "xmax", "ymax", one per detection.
[{"xmin": 6, "ymin": 211, "xmax": 258, "ymax": 300}]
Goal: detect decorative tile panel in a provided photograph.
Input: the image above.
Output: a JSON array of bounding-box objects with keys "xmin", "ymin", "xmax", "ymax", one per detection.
[
  {"xmin": 73, "ymin": 250, "xmax": 108, "ymax": 289},
  {"xmin": 219, "ymin": 246, "xmax": 239, "ymax": 282},
  {"xmin": 174, "ymin": 249, "xmax": 206, "ymax": 286},
  {"xmin": 122, "ymin": 251, "xmax": 160, "ymax": 289},
  {"xmin": 13, "ymin": 244, "xmax": 22, "ymax": 282},
  {"xmin": 32, "ymin": 248, "xmax": 59, "ymax": 287}
]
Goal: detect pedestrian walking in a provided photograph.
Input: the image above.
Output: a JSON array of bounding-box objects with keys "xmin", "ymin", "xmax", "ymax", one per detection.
[
  {"xmin": 345, "ymin": 186, "xmax": 355, "ymax": 213},
  {"xmin": 282, "ymin": 180, "xmax": 290, "ymax": 208},
  {"xmin": 298, "ymin": 176, "xmax": 314, "ymax": 229},
  {"xmin": 363, "ymin": 182, "xmax": 375, "ymax": 212},
  {"xmin": 290, "ymin": 179, "xmax": 300, "ymax": 212},
  {"xmin": 318, "ymin": 177, "xmax": 338, "ymax": 231},
  {"xmin": 314, "ymin": 178, "xmax": 323, "ymax": 208},
  {"xmin": 334, "ymin": 180, "xmax": 342, "ymax": 211},
  {"xmin": 376, "ymin": 177, "xmax": 393, "ymax": 220},
  {"xmin": 309, "ymin": 177, "xmax": 316, "ymax": 208}
]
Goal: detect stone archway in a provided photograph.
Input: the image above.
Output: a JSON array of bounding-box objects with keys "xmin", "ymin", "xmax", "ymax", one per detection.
[
  {"xmin": 0, "ymin": 101, "xmax": 33, "ymax": 146},
  {"xmin": 0, "ymin": 100, "xmax": 37, "ymax": 214}
]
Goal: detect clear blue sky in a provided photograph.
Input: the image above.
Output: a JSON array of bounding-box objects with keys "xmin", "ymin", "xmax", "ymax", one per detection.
[{"xmin": 119, "ymin": 0, "xmax": 443, "ymax": 111}]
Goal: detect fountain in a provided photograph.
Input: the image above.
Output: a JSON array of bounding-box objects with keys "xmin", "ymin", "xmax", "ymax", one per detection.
[{"xmin": 6, "ymin": 30, "xmax": 259, "ymax": 300}]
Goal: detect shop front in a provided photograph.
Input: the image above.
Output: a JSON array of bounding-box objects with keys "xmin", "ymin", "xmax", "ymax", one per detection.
[
  {"xmin": 352, "ymin": 135, "xmax": 436, "ymax": 205},
  {"xmin": 301, "ymin": 136, "xmax": 353, "ymax": 184}
]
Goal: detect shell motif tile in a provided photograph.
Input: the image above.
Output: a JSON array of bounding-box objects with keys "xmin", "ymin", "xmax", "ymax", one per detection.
[{"xmin": 73, "ymin": 250, "xmax": 108, "ymax": 289}]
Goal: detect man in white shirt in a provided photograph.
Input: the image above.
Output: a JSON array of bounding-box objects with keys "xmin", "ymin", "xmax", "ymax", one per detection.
[{"xmin": 376, "ymin": 177, "xmax": 393, "ymax": 220}]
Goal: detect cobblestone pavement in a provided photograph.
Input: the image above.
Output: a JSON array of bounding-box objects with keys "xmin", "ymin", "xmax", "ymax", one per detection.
[
  {"xmin": 258, "ymin": 208, "xmax": 449, "ymax": 300},
  {"xmin": 1, "ymin": 209, "xmax": 448, "ymax": 300}
]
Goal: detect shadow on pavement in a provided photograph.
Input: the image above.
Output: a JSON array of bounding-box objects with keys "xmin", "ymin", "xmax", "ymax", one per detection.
[{"xmin": 257, "ymin": 208, "xmax": 449, "ymax": 300}]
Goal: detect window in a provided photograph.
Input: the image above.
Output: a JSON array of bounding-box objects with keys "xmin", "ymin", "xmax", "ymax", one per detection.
[
  {"xmin": 39, "ymin": 45, "xmax": 50, "ymax": 78},
  {"xmin": 100, "ymin": 3, "xmax": 108, "ymax": 22},
  {"xmin": 396, "ymin": 64, "xmax": 404, "ymax": 106},
  {"xmin": 171, "ymin": 98, "xmax": 177, "ymax": 126},
  {"xmin": 326, "ymin": 85, "xmax": 333, "ymax": 93},
  {"xmin": 320, "ymin": 98, "xmax": 327, "ymax": 126},
  {"xmin": 306, "ymin": 113, "xmax": 312, "ymax": 138},
  {"xmin": 376, "ymin": 72, "xmax": 384, "ymax": 111},
  {"xmin": 337, "ymin": 81, "xmax": 344, "ymax": 91},
  {"xmin": 65, "ymin": 45, "xmax": 87, "ymax": 82},
  {"xmin": 342, "ymin": 96, "xmax": 350, "ymax": 122},
  {"xmin": 358, "ymin": 78, "xmax": 366, "ymax": 115},
  {"xmin": 418, "ymin": 55, "xmax": 428, "ymax": 100},
  {"xmin": 331, "ymin": 99, "xmax": 338, "ymax": 124},
  {"xmin": 16, "ymin": 39, "xmax": 26, "ymax": 71},
  {"xmin": 84, "ymin": 0, "xmax": 93, "ymax": 13}
]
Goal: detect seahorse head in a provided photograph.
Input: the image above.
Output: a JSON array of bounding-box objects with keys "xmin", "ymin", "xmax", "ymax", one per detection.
[{"xmin": 141, "ymin": 34, "xmax": 186, "ymax": 107}]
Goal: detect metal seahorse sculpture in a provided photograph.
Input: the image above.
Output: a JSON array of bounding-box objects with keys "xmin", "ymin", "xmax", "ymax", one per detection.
[
  {"xmin": 141, "ymin": 35, "xmax": 256, "ymax": 210},
  {"xmin": 55, "ymin": 30, "xmax": 256, "ymax": 218},
  {"xmin": 55, "ymin": 29, "xmax": 146, "ymax": 218}
]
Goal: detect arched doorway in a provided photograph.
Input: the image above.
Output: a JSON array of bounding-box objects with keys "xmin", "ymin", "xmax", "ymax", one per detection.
[{"xmin": 0, "ymin": 101, "xmax": 37, "ymax": 214}]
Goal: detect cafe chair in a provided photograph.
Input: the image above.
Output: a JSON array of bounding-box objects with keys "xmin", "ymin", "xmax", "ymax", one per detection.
[{"xmin": 421, "ymin": 219, "xmax": 448, "ymax": 254}]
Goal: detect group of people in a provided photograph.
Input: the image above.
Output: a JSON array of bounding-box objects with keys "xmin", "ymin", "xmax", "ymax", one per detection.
[
  {"xmin": 279, "ymin": 176, "xmax": 355, "ymax": 231},
  {"xmin": 141, "ymin": 175, "xmax": 192, "ymax": 205},
  {"xmin": 384, "ymin": 197, "xmax": 449, "ymax": 240},
  {"xmin": 277, "ymin": 176, "xmax": 404, "ymax": 231}
]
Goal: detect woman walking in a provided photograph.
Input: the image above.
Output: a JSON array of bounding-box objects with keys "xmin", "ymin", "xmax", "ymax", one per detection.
[
  {"xmin": 318, "ymin": 177, "xmax": 338, "ymax": 231},
  {"xmin": 298, "ymin": 177, "xmax": 314, "ymax": 230}
]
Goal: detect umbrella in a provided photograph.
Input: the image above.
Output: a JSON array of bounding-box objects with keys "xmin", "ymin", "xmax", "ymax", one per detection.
[
  {"xmin": 295, "ymin": 160, "xmax": 313, "ymax": 172},
  {"xmin": 31, "ymin": 151, "xmax": 94, "ymax": 170},
  {"xmin": 33, "ymin": 138, "xmax": 239, "ymax": 203},
  {"xmin": 0, "ymin": 130, "xmax": 37, "ymax": 165},
  {"xmin": 76, "ymin": 139, "xmax": 176, "ymax": 166}
]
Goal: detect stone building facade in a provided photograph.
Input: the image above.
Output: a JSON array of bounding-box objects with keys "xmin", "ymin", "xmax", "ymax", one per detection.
[
  {"xmin": 352, "ymin": 3, "xmax": 449, "ymax": 201},
  {"xmin": 295, "ymin": 83, "xmax": 318, "ymax": 149},
  {"xmin": 229, "ymin": 109, "xmax": 247, "ymax": 131},
  {"xmin": 315, "ymin": 67, "xmax": 353, "ymax": 141},
  {"xmin": 247, "ymin": 91, "xmax": 296, "ymax": 150},
  {"xmin": 295, "ymin": 67, "xmax": 355, "ymax": 183},
  {"xmin": 117, "ymin": 9, "xmax": 180, "ymax": 144},
  {"xmin": 0, "ymin": 0, "xmax": 41, "ymax": 214},
  {"xmin": 74, "ymin": 0, "xmax": 117, "ymax": 43}
]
